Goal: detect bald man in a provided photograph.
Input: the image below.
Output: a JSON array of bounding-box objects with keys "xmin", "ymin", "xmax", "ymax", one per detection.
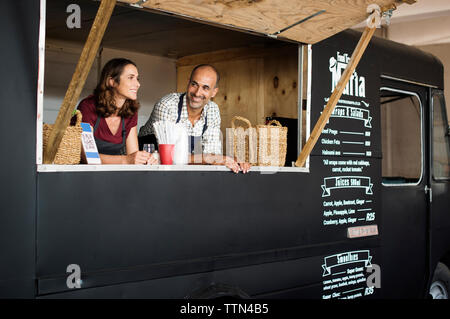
[{"xmin": 139, "ymin": 64, "xmax": 250, "ymax": 173}]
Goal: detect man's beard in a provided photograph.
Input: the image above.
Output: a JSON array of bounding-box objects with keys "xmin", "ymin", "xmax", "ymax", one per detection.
[{"xmin": 187, "ymin": 94, "xmax": 206, "ymax": 109}]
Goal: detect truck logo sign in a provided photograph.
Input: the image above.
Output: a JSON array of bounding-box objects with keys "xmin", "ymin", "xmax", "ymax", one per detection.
[{"xmin": 329, "ymin": 51, "xmax": 366, "ymax": 97}]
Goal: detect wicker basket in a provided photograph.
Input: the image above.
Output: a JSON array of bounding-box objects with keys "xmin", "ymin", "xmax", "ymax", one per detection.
[
  {"xmin": 226, "ymin": 116, "xmax": 257, "ymax": 164},
  {"xmin": 43, "ymin": 110, "xmax": 83, "ymax": 164},
  {"xmin": 256, "ymin": 120, "xmax": 287, "ymax": 167}
]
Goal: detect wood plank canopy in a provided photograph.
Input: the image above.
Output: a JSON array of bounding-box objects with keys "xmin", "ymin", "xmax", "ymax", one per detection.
[{"xmin": 118, "ymin": 0, "xmax": 404, "ymax": 44}]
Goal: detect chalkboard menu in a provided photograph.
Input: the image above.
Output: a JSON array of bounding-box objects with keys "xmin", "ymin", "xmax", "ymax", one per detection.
[
  {"xmin": 321, "ymin": 248, "xmax": 380, "ymax": 299},
  {"xmin": 310, "ymin": 33, "xmax": 382, "ymax": 299},
  {"xmin": 310, "ymin": 44, "xmax": 381, "ymax": 158}
]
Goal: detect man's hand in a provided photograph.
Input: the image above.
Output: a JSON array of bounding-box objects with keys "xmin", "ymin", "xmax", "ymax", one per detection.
[
  {"xmin": 224, "ymin": 156, "xmax": 241, "ymax": 173},
  {"xmin": 238, "ymin": 161, "xmax": 251, "ymax": 174},
  {"xmin": 195, "ymin": 154, "xmax": 251, "ymax": 173},
  {"xmin": 225, "ymin": 156, "xmax": 252, "ymax": 174}
]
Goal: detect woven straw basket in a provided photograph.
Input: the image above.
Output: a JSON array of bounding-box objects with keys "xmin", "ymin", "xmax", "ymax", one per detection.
[
  {"xmin": 256, "ymin": 120, "xmax": 287, "ymax": 167},
  {"xmin": 43, "ymin": 110, "xmax": 83, "ymax": 164},
  {"xmin": 226, "ymin": 116, "xmax": 257, "ymax": 164}
]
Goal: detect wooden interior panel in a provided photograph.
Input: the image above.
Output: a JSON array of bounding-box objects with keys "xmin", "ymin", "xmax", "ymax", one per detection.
[
  {"xmin": 118, "ymin": 0, "xmax": 403, "ymax": 44},
  {"xmin": 263, "ymin": 50, "xmax": 298, "ymax": 119},
  {"xmin": 176, "ymin": 45, "xmax": 300, "ymax": 155}
]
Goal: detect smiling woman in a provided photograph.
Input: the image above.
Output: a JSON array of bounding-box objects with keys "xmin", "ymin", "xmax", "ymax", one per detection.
[{"xmin": 77, "ymin": 58, "xmax": 158, "ymax": 165}]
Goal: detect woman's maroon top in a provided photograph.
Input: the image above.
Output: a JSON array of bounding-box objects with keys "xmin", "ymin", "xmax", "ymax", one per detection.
[{"xmin": 77, "ymin": 95, "xmax": 137, "ymax": 145}]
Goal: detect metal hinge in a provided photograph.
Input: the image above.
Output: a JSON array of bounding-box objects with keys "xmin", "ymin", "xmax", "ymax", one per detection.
[
  {"xmin": 424, "ymin": 185, "xmax": 433, "ymax": 203},
  {"xmin": 130, "ymin": 0, "xmax": 148, "ymax": 9}
]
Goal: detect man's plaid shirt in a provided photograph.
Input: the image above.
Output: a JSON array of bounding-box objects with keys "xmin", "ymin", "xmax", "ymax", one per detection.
[{"xmin": 139, "ymin": 93, "xmax": 223, "ymax": 154}]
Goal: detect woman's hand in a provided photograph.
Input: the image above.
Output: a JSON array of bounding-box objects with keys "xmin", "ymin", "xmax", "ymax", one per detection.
[
  {"xmin": 126, "ymin": 151, "xmax": 150, "ymax": 164},
  {"xmin": 146, "ymin": 153, "xmax": 159, "ymax": 165}
]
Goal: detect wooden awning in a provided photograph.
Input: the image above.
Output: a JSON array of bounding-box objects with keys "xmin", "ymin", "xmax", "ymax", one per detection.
[{"xmin": 118, "ymin": 0, "xmax": 404, "ymax": 44}]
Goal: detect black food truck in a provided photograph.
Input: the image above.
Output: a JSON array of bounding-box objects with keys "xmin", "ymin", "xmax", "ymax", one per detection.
[{"xmin": 0, "ymin": 0, "xmax": 449, "ymax": 299}]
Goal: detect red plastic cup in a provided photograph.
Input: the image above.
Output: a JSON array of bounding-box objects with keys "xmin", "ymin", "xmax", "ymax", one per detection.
[{"xmin": 159, "ymin": 144, "xmax": 175, "ymax": 165}]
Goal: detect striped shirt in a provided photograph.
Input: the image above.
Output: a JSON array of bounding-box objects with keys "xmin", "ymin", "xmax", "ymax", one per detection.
[{"xmin": 139, "ymin": 93, "xmax": 222, "ymax": 154}]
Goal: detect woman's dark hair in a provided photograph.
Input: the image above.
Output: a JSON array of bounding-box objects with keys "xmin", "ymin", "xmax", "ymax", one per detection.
[{"xmin": 94, "ymin": 58, "xmax": 140, "ymax": 118}]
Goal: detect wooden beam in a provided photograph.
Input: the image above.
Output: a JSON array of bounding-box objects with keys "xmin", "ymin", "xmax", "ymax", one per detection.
[
  {"xmin": 43, "ymin": 0, "xmax": 116, "ymax": 164},
  {"xmin": 295, "ymin": 25, "xmax": 376, "ymax": 167}
]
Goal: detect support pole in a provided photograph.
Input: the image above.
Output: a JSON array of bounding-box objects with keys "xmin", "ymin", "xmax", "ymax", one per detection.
[
  {"xmin": 43, "ymin": 0, "xmax": 116, "ymax": 164},
  {"xmin": 295, "ymin": 24, "xmax": 376, "ymax": 167}
]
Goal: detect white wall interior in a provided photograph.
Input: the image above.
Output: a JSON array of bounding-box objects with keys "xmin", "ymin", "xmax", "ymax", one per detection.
[
  {"xmin": 44, "ymin": 39, "xmax": 98, "ymax": 124},
  {"xmin": 100, "ymin": 48, "xmax": 177, "ymax": 130},
  {"xmin": 44, "ymin": 40, "xmax": 177, "ymax": 131}
]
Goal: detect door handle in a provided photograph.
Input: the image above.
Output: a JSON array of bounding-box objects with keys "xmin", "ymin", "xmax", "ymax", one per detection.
[{"xmin": 424, "ymin": 185, "xmax": 432, "ymax": 203}]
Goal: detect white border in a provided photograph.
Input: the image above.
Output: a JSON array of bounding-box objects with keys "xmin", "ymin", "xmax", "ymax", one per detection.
[
  {"xmin": 305, "ymin": 44, "xmax": 312, "ymax": 169},
  {"xmin": 36, "ymin": 1, "xmax": 310, "ymax": 174},
  {"xmin": 296, "ymin": 43, "xmax": 311, "ymax": 171},
  {"xmin": 37, "ymin": 164, "xmax": 309, "ymax": 173},
  {"xmin": 380, "ymin": 87, "xmax": 424, "ymax": 187},
  {"xmin": 298, "ymin": 44, "xmax": 303, "ymax": 155},
  {"xmin": 36, "ymin": 0, "xmax": 46, "ymax": 165}
]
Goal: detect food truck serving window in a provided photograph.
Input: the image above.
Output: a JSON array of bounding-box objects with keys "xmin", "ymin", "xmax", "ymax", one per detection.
[{"xmin": 37, "ymin": 0, "xmax": 310, "ymax": 173}]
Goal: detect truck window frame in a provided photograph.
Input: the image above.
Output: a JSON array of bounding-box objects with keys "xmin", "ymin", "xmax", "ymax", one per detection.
[
  {"xmin": 431, "ymin": 90, "xmax": 450, "ymax": 181},
  {"xmin": 380, "ymin": 87, "xmax": 424, "ymax": 187},
  {"xmin": 36, "ymin": 0, "xmax": 311, "ymax": 174}
]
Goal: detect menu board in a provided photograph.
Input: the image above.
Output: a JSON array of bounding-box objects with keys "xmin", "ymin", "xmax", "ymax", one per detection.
[
  {"xmin": 310, "ymin": 35, "xmax": 382, "ymax": 299},
  {"xmin": 320, "ymin": 157, "xmax": 377, "ymax": 229},
  {"xmin": 310, "ymin": 37, "xmax": 381, "ymax": 232},
  {"xmin": 321, "ymin": 249, "xmax": 380, "ymax": 299}
]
